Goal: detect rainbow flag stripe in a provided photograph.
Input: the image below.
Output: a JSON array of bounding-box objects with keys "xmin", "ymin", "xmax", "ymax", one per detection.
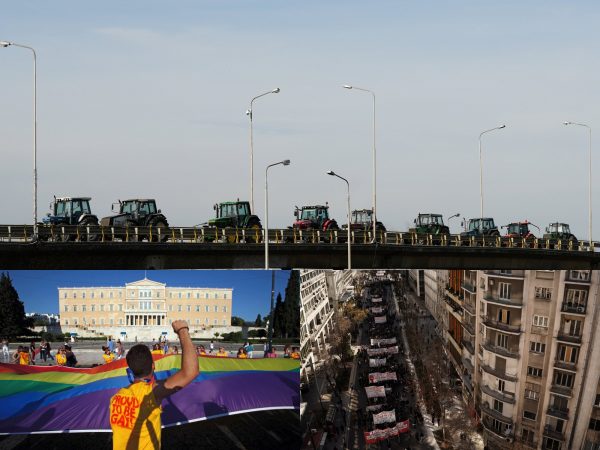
[{"xmin": 0, "ymin": 355, "xmax": 300, "ymax": 434}]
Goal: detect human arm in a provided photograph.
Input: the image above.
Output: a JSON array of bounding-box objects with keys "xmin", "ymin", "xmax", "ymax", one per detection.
[{"xmin": 154, "ymin": 320, "xmax": 199, "ymax": 403}]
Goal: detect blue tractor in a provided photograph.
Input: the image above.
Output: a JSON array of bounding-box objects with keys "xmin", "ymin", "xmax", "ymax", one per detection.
[{"xmin": 40, "ymin": 196, "xmax": 99, "ymax": 241}]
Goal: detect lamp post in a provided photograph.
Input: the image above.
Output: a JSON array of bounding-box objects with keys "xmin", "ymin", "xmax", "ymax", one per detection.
[
  {"xmin": 343, "ymin": 84, "xmax": 377, "ymax": 241},
  {"xmin": 564, "ymin": 121, "xmax": 593, "ymax": 250},
  {"xmin": 327, "ymin": 170, "xmax": 351, "ymax": 269},
  {"xmin": 447, "ymin": 213, "xmax": 460, "ymax": 233},
  {"xmin": 247, "ymin": 88, "xmax": 280, "ymax": 212},
  {"xmin": 479, "ymin": 125, "xmax": 506, "ymax": 218},
  {"xmin": 265, "ymin": 159, "xmax": 291, "ymax": 269},
  {"xmin": 1, "ymin": 40, "xmax": 37, "ymax": 236}
]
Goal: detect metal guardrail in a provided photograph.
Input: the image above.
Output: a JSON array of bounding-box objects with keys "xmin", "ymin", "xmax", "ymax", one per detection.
[{"xmin": 0, "ymin": 225, "xmax": 598, "ymax": 251}]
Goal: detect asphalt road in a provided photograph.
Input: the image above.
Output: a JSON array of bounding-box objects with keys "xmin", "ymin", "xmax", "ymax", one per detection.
[{"xmin": 0, "ymin": 409, "xmax": 300, "ymax": 450}]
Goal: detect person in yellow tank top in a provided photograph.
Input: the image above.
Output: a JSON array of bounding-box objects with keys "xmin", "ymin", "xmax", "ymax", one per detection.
[
  {"xmin": 16, "ymin": 346, "xmax": 30, "ymax": 365},
  {"xmin": 150, "ymin": 344, "xmax": 162, "ymax": 356},
  {"xmin": 110, "ymin": 320, "xmax": 199, "ymax": 450},
  {"xmin": 216, "ymin": 347, "xmax": 228, "ymax": 357},
  {"xmin": 102, "ymin": 346, "xmax": 115, "ymax": 364},
  {"xmin": 56, "ymin": 347, "xmax": 67, "ymax": 366}
]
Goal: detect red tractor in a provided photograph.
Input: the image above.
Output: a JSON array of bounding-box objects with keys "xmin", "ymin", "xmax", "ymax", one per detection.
[
  {"xmin": 292, "ymin": 204, "xmax": 339, "ymax": 241},
  {"xmin": 502, "ymin": 220, "xmax": 540, "ymax": 241}
]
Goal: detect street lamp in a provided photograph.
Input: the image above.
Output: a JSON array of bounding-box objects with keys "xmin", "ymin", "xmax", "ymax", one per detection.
[
  {"xmin": 343, "ymin": 84, "xmax": 377, "ymax": 242},
  {"xmin": 564, "ymin": 121, "xmax": 593, "ymax": 250},
  {"xmin": 327, "ymin": 170, "xmax": 351, "ymax": 269},
  {"xmin": 265, "ymin": 159, "xmax": 291, "ymax": 269},
  {"xmin": 247, "ymin": 88, "xmax": 280, "ymax": 212},
  {"xmin": 479, "ymin": 125, "xmax": 506, "ymax": 218},
  {"xmin": 447, "ymin": 213, "xmax": 460, "ymax": 232},
  {"xmin": 1, "ymin": 40, "xmax": 37, "ymax": 236}
]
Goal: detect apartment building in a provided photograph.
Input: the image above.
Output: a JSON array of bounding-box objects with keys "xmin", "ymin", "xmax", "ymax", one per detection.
[
  {"xmin": 433, "ymin": 270, "xmax": 600, "ymax": 450},
  {"xmin": 299, "ymin": 270, "xmax": 354, "ymax": 384},
  {"xmin": 59, "ymin": 277, "xmax": 233, "ymax": 340}
]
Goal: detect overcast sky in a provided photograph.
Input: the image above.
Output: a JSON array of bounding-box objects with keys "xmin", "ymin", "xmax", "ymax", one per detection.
[
  {"xmin": 1, "ymin": 1, "xmax": 599, "ymax": 238},
  {"xmin": 4, "ymin": 270, "xmax": 291, "ymax": 319}
]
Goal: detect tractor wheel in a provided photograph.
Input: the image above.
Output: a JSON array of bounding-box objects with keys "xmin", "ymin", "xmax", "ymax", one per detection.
[
  {"xmin": 226, "ymin": 229, "xmax": 238, "ymax": 244},
  {"xmin": 149, "ymin": 220, "xmax": 169, "ymax": 243},
  {"xmin": 79, "ymin": 218, "xmax": 98, "ymax": 242},
  {"xmin": 246, "ymin": 222, "xmax": 262, "ymax": 244}
]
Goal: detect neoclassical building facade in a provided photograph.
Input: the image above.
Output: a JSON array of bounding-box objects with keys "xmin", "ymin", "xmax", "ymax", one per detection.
[{"xmin": 58, "ymin": 278, "xmax": 232, "ymax": 340}]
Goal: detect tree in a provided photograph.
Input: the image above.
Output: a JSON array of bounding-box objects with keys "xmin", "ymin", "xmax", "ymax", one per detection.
[
  {"xmin": 282, "ymin": 270, "xmax": 300, "ymax": 338},
  {"xmin": 273, "ymin": 292, "xmax": 284, "ymax": 338},
  {"xmin": 0, "ymin": 273, "xmax": 31, "ymax": 337},
  {"xmin": 254, "ymin": 314, "xmax": 262, "ymax": 327},
  {"xmin": 231, "ymin": 316, "xmax": 245, "ymax": 326}
]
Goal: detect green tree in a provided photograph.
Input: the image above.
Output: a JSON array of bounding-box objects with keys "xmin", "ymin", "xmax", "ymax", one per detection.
[
  {"xmin": 282, "ymin": 270, "xmax": 300, "ymax": 338},
  {"xmin": 273, "ymin": 292, "xmax": 284, "ymax": 338},
  {"xmin": 0, "ymin": 273, "xmax": 31, "ymax": 337},
  {"xmin": 231, "ymin": 316, "xmax": 245, "ymax": 326},
  {"xmin": 254, "ymin": 314, "xmax": 262, "ymax": 327}
]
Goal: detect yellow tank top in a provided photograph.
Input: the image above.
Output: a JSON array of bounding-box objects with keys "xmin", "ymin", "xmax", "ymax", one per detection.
[
  {"xmin": 19, "ymin": 352, "xmax": 30, "ymax": 365},
  {"xmin": 56, "ymin": 353, "xmax": 66, "ymax": 365},
  {"xmin": 103, "ymin": 353, "xmax": 115, "ymax": 364},
  {"xmin": 110, "ymin": 381, "xmax": 162, "ymax": 450}
]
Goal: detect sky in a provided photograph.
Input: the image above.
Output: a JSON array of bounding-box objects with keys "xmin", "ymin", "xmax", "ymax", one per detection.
[
  {"xmin": 1, "ymin": 1, "xmax": 599, "ymax": 240},
  {"xmin": 2, "ymin": 270, "xmax": 291, "ymax": 320}
]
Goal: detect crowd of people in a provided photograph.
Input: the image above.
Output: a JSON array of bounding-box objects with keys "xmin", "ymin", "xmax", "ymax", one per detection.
[{"xmin": 1, "ymin": 337, "xmax": 80, "ymax": 367}]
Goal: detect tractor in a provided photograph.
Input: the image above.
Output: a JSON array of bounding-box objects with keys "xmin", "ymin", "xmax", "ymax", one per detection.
[
  {"xmin": 100, "ymin": 199, "xmax": 169, "ymax": 242},
  {"xmin": 502, "ymin": 221, "xmax": 540, "ymax": 247},
  {"xmin": 292, "ymin": 204, "xmax": 339, "ymax": 241},
  {"xmin": 343, "ymin": 209, "xmax": 386, "ymax": 233},
  {"xmin": 543, "ymin": 223, "xmax": 577, "ymax": 247},
  {"xmin": 460, "ymin": 218, "xmax": 500, "ymax": 240},
  {"xmin": 203, "ymin": 200, "xmax": 262, "ymax": 243},
  {"xmin": 39, "ymin": 196, "xmax": 99, "ymax": 241},
  {"xmin": 409, "ymin": 213, "xmax": 450, "ymax": 235}
]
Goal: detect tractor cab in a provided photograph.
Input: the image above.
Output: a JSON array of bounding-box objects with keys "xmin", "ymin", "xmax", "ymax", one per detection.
[
  {"xmin": 43, "ymin": 197, "xmax": 94, "ymax": 225},
  {"xmin": 546, "ymin": 223, "xmax": 571, "ymax": 235},
  {"xmin": 352, "ymin": 209, "xmax": 372, "ymax": 226},
  {"xmin": 117, "ymin": 199, "xmax": 159, "ymax": 219},
  {"xmin": 416, "ymin": 214, "xmax": 444, "ymax": 227},
  {"xmin": 504, "ymin": 221, "xmax": 538, "ymax": 239},
  {"xmin": 461, "ymin": 218, "xmax": 499, "ymax": 237},
  {"xmin": 215, "ymin": 201, "xmax": 251, "ymax": 219},
  {"xmin": 293, "ymin": 205, "xmax": 337, "ymax": 231}
]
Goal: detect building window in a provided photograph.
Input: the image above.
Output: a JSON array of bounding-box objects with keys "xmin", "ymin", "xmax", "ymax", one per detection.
[
  {"xmin": 530, "ymin": 341, "xmax": 546, "ymax": 353},
  {"xmin": 187, "ymin": 293, "xmax": 190, "ymax": 299},
  {"xmin": 110, "ymin": 319, "xmax": 114, "ymax": 325},
  {"xmin": 196, "ymin": 293, "xmax": 199, "ymax": 299},
  {"xmin": 595, "ymin": 394, "xmax": 600, "ymax": 407},
  {"xmin": 535, "ymin": 287, "xmax": 552, "ymax": 299},
  {"xmin": 543, "ymin": 437, "xmax": 561, "ymax": 450},
  {"xmin": 119, "ymin": 304, "xmax": 122, "ymax": 312},
  {"xmin": 64, "ymin": 319, "xmax": 69, "ymax": 325},
  {"xmin": 522, "ymin": 429, "xmax": 535, "ymax": 445},
  {"xmin": 196, "ymin": 305, "xmax": 200, "ymax": 312},
  {"xmin": 196, "ymin": 319, "xmax": 199, "ymax": 325},
  {"xmin": 493, "ymin": 399, "xmax": 503, "ymax": 413},
  {"xmin": 499, "ymin": 282, "xmax": 511, "ymax": 299},
  {"xmin": 63, "ymin": 292, "xmax": 67, "ymax": 299},
  {"xmin": 223, "ymin": 306, "xmax": 227, "ymax": 313},
  {"xmin": 110, "ymin": 304, "xmax": 114, "ymax": 312},
  {"xmin": 82, "ymin": 293, "xmax": 85, "ymax": 299},
  {"xmin": 119, "ymin": 319, "xmax": 123, "ymax": 325},
  {"xmin": 224, "ymin": 293, "xmax": 227, "ymax": 299},
  {"xmin": 110, "ymin": 292, "xmax": 113, "ymax": 298},
  {"xmin": 100, "ymin": 304, "xmax": 104, "ymax": 312},
  {"xmin": 92, "ymin": 319, "xmax": 95, "ymax": 325},
  {"xmin": 64, "ymin": 305, "xmax": 69, "ymax": 312},
  {"xmin": 82, "ymin": 305, "xmax": 86, "ymax": 312},
  {"xmin": 91, "ymin": 292, "xmax": 94, "ymax": 299},
  {"xmin": 554, "ymin": 371, "xmax": 574, "ymax": 388},
  {"xmin": 527, "ymin": 366, "xmax": 543, "ymax": 377},
  {"xmin": 214, "ymin": 305, "xmax": 218, "ymax": 312},
  {"xmin": 178, "ymin": 293, "xmax": 181, "ymax": 299},
  {"xmin": 100, "ymin": 292, "xmax": 103, "ymax": 298},
  {"xmin": 169, "ymin": 305, "xmax": 173, "ymax": 312},
  {"xmin": 178, "ymin": 305, "xmax": 182, "ymax": 312},
  {"xmin": 213, "ymin": 319, "xmax": 217, "ymax": 325},
  {"xmin": 73, "ymin": 293, "xmax": 77, "ymax": 299},
  {"xmin": 590, "ymin": 419, "xmax": 600, "ymax": 431},
  {"xmin": 73, "ymin": 305, "xmax": 78, "ymax": 312},
  {"xmin": 205, "ymin": 318, "xmax": 209, "ymax": 324},
  {"xmin": 524, "ymin": 382, "xmax": 540, "ymax": 400},
  {"xmin": 74, "ymin": 318, "xmax": 78, "ymax": 325},
  {"xmin": 533, "ymin": 315, "xmax": 549, "ymax": 327},
  {"xmin": 566, "ymin": 289, "xmax": 587, "ymax": 306},
  {"xmin": 214, "ymin": 293, "xmax": 218, "ymax": 299},
  {"xmin": 222, "ymin": 319, "xmax": 226, "ymax": 325},
  {"xmin": 205, "ymin": 306, "xmax": 209, "ymax": 312},
  {"xmin": 205, "ymin": 293, "xmax": 208, "ymax": 299},
  {"xmin": 496, "ymin": 333, "xmax": 508, "ymax": 349},
  {"xmin": 100, "ymin": 318, "xmax": 104, "ymax": 325},
  {"xmin": 523, "ymin": 410, "xmax": 537, "ymax": 420},
  {"xmin": 498, "ymin": 379, "xmax": 505, "ymax": 392},
  {"xmin": 187, "ymin": 305, "xmax": 191, "ymax": 312},
  {"xmin": 557, "ymin": 345, "xmax": 578, "ymax": 363}
]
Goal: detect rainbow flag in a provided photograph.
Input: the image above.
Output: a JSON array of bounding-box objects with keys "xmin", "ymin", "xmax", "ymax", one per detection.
[{"xmin": 0, "ymin": 355, "xmax": 300, "ymax": 434}]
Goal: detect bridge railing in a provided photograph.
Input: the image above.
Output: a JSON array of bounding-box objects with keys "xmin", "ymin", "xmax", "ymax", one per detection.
[{"xmin": 0, "ymin": 224, "xmax": 595, "ymax": 251}]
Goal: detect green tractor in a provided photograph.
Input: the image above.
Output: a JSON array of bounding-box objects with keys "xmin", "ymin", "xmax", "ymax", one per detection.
[
  {"xmin": 204, "ymin": 200, "xmax": 262, "ymax": 243},
  {"xmin": 409, "ymin": 213, "xmax": 450, "ymax": 235},
  {"xmin": 543, "ymin": 222, "xmax": 578, "ymax": 248}
]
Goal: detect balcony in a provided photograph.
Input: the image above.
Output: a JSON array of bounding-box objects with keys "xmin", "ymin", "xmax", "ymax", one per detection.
[
  {"xmin": 561, "ymin": 303, "xmax": 587, "ymax": 315},
  {"xmin": 543, "ymin": 425, "xmax": 565, "ymax": 441},
  {"xmin": 480, "ymin": 362, "xmax": 518, "ymax": 382},
  {"xmin": 483, "ymin": 293, "xmax": 523, "ymax": 308},
  {"xmin": 482, "ymin": 317, "xmax": 521, "ymax": 334},
  {"xmin": 481, "ymin": 404, "xmax": 513, "ymax": 427},
  {"xmin": 481, "ymin": 384, "xmax": 516, "ymax": 404},
  {"xmin": 484, "ymin": 270, "xmax": 524, "ymax": 278},
  {"xmin": 566, "ymin": 270, "xmax": 591, "ymax": 283},
  {"xmin": 463, "ymin": 320, "xmax": 475, "ymax": 335},
  {"xmin": 462, "ymin": 339, "xmax": 475, "ymax": 355},
  {"xmin": 463, "ymin": 301, "xmax": 476, "ymax": 316},
  {"xmin": 462, "ymin": 356, "xmax": 474, "ymax": 373},
  {"xmin": 554, "ymin": 359, "xmax": 577, "ymax": 371},
  {"xmin": 556, "ymin": 332, "xmax": 582, "ymax": 344},
  {"xmin": 461, "ymin": 281, "xmax": 476, "ymax": 293},
  {"xmin": 546, "ymin": 405, "xmax": 569, "ymax": 420},
  {"xmin": 482, "ymin": 341, "xmax": 519, "ymax": 359},
  {"xmin": 550, "ymin": 384, "xmax": 573, "ymax": 397}
]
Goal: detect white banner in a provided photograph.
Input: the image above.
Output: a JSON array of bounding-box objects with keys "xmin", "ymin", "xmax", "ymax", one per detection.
[
  {"xmin": 364, "ymin": 386, "xmax": 386, "ymax": 399},
  {"xmin": 374, "ymin": 316, "xmax": 387, "ymax": 324},
  {"xmin": 366, "ymin": 404, "xmax": 383, "ymax": 412},
  {"xmin": 371, "ymin": 297, "xmax": 383, "ymax": 303},
  {"xmin": 370, "ymin": 337, "xmax": 397, "ymax": 346},
  {"xmin": 368, "ymin": 372, "xmax": 398, "ymax": 383},
  {"xmin": 371, "ymin": 306, "xmax": 384, "ymax": 314},
  {"xmin": 367, "ymin": 346, "xmax": 399, "ymax": 356},
  {"xmin": 373, "ymin": 410, "xmax": 396, "ymax": 425},
  {"xmin": 369, "ymin": 358, "xmax": 387, "ymax": 368}
]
